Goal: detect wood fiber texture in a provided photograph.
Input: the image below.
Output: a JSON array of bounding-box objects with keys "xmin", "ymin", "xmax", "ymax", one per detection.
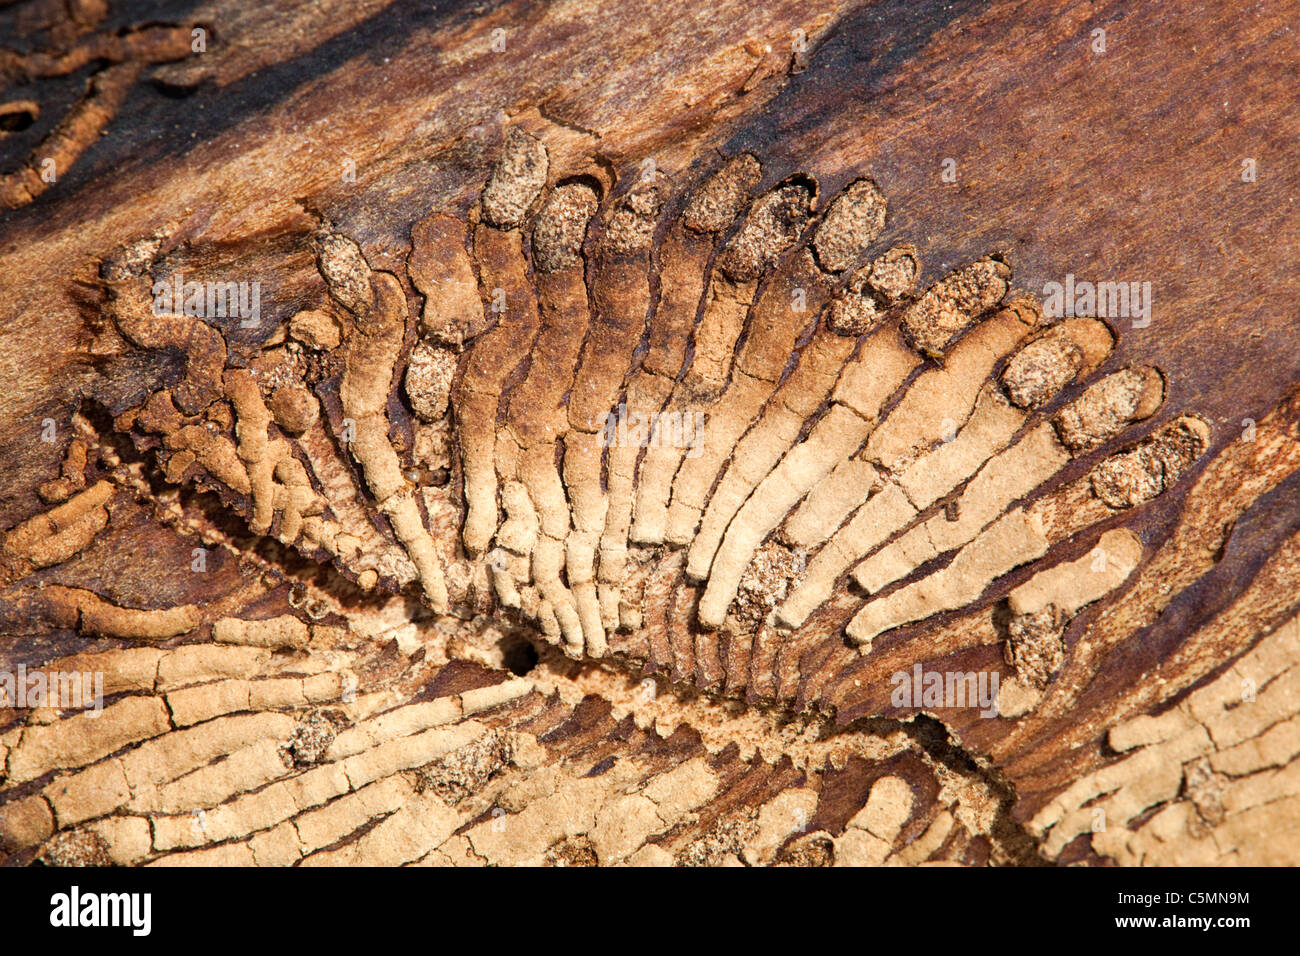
[{"xmin": 0, "ymin": 0, "xmax": 1297, "ymax": 867}]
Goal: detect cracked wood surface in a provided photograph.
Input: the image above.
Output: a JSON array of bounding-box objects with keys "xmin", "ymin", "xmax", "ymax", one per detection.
[{"xmin": 1, "ymin": 0, "xmax": 1298, "ymax": 867}]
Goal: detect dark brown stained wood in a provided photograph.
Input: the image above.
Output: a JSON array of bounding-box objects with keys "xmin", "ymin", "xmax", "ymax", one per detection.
[{"xmin": 1, "ymin": 0, "xmax": 1298, "ymax": 867}]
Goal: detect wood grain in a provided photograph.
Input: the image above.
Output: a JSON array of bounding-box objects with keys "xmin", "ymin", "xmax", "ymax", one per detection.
[{"xmin": 1, "ymin": 0, "xmax": 1297, "ymax": 867}]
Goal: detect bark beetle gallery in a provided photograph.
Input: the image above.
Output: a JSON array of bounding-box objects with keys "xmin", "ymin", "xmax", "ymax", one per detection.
[{"xmin": 0, "ymin": 0, "xmax": 1298, "ymax": 869}]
